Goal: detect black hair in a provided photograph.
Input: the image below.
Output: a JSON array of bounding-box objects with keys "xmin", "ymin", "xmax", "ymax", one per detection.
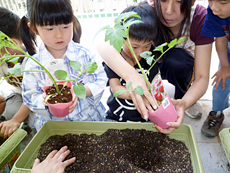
[
  {"xmin": 154, "ymin": 0, "xmax": 193, "ymax": 44},
  {"xmin": 121, "ymin": 1, "xmax": 158, "ymax": 42},
  {"xmin": 0, "ymin": 7, "xmax": 20, "ymax": 40},
  {"xmin": 20, "ymin": 0, "xmax": 82, "ymax": 55}
]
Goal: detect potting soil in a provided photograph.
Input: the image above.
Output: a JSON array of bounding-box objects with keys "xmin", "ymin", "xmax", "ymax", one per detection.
[{"xmin": 37, "ymin": 129, "xmax": 193, "ymax": 173}]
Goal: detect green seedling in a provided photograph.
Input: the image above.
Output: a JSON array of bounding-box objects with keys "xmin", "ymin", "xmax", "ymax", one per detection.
[
  {"xmin": 95, "ymin": 11, "xmax": 184, "ymax": 97},
  {"xmin": 0, "ymin": 32, "xmax": 98, "ymax": 99}
]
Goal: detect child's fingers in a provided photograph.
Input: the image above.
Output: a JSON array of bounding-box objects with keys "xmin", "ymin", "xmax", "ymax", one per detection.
[
  {"xmin": 53, "ymin": 146, "xmax": 68, "ymax": 159},
  {"xmin": 33, "ymin": 158, "xmax": 41, "ymax": 167},
  {"xmin": 63, "ymin": 157, "xmax": 76, "ymax": 167}
]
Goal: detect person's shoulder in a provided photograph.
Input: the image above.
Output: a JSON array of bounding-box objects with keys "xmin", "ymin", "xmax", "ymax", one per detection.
[{"xmin": 193, "ymin": 4, "xmax": 207, "ymax": 19}]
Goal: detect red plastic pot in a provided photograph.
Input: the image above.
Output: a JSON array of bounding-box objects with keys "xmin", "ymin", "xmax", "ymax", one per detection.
[{"xmin": 43, "ymin": 81, "xmax": 74, "ymax": 117}]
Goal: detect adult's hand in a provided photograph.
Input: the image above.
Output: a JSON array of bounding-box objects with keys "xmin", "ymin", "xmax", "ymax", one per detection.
[
  {"xmin": 31, "ymin": 146, "xmax": 76, "ymax": 173},
  {"xmin": 125, "ymin": 73, "xmax": 157, "ymax": 120},
  {"xmin": 154, "ymin": 98, "xmax": 185, "ymax": 134}
]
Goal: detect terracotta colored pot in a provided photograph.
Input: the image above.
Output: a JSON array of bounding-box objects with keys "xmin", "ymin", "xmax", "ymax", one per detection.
[
  {"xmin": 148, "ymin": 95, "xmax": 178, "ymax": 129},
  {"xmin": 43, "ymin": 81, "xmax": 73, "ymax": 117}
]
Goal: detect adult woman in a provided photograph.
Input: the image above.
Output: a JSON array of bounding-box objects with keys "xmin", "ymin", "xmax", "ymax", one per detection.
[{"xmin": 97, "ymin": 0, "xmax": 214, "ymax": 134}]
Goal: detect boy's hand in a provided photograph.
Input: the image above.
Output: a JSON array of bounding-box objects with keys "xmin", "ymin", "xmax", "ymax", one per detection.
[
  {"xmin": 0, "ymin": 119, "xmax": 20, "ymax": 138},
  {"xmin": 154, "ymin": 98, "xmax": 185, "ymax": 134},
  {"xmin": 212, "ymin": 67, "xmax": 230, "ymax": 90}
]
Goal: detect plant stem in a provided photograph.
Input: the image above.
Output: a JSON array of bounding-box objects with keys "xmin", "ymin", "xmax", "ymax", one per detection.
[
  {"xmin": 1, "ymin": 33, "xmax": 60, "ymax": 93},
  {"xmin": 124, "ymin": 35, "xmax": 152, "ymax": 93},
  {"xmin": 147, "ymin": 47, "xmax": 171, "ymax": 74}
]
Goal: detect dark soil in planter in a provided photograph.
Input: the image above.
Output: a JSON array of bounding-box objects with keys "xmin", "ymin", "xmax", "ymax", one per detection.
[
  {"xmin": 37, "ymin": 129, "xmax": 193, "ymax": 173},
  {"xmin": 45, "ymin": 84, "xmax": 72, "ymax": 104}
]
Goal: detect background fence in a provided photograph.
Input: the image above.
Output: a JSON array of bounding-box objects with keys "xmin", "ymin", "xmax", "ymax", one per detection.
[{"xmin": 0, "ymin": 0, "xmax": 208, "ymax": 19}]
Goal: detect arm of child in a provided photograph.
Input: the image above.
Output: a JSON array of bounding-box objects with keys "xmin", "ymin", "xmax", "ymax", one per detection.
[
  {"xmin": 211, "ymin": 36, "xmax": 230, "ymax": 90},
  {"xmin": 0, "ymin": 103, "xmax": 30, "ymax": 138},
  {"xmin": 0, "ymin": 95, "xmax": 5, "ymax": 115},
  {"xmin": 83, "ymin": 52, "xmax": 108, "ymax": 105},
  {"xmin": 109, "ymin": 78, "xmax": 132, "ymax": 100},
  {"xmin": 96, "ymin": 42, "xmax": 157, "ymax": 119}
]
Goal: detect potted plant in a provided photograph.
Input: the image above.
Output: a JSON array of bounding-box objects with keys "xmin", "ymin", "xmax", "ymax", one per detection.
[
  {"xmin": 0, "ymin": 32, "xmax": 98, "ymax": 117},
  {"xmin": 95, "ymin": 11, "xmax": 184, "ymax": 128}
]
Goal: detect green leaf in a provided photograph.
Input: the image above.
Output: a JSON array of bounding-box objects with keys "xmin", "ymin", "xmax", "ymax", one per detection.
[
  {"xmin": 7, "ymin": 63, "xmax": 21, "ymax": 75},
  {"xmin": 168, "ymin": 38, "xmax": 177, "ymax": 48},
  {"xmin": 115, "ymin": 11, "xmax": 140, "ymax": 24},
  {"xmin": 105, "ymin": 26, "xmax": 126, "ymax": 53},
  {"xmin": 93, "ymin": 25, "xmax": 110, "ymax": 41},
  {"xmin": 126, "ymin": 82, "xmax": 132, "ymax": 89},
  {"xmin": 134, "ymin": 86, "xmax": 144, "ymax": 95},
  {"xmin": 8, "ymin": 57, "xmax": 19, "ymax": 63},
  {"xmin": 177, "ymin": 37, "xmax": 185, "ymax": 44},
  {"xmin": 154, "ymin": 43, "xmax": 167, "ymax": 53},
  {"xmin": 73, "ymin": 83, "xmax": 86, "ymax": 99},
  {"xmin": 123, "ymin": 19, "xmax": 143, "ymax": 29},
  {"xmin": 70, "ymin": 61, "xmax": 81, "ymax": 71},
  {"xmin": 85, "ymin": 62, "xmax": 98, "ymax": 73},
  {"xmin": 114, "ymin": 90, "xmax": 126, "ymax": 97},
  {"xmin": 55, "ymin": 70, "xmax": 67, "ymax": 80},
  {"xmin": 140, "ymin": 51, "xmax": 154, "ymax": 66}
]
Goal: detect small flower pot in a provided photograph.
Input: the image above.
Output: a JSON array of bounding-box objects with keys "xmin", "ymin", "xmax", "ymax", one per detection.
[
  {"xmin": 148, "ymin": 95, "xmax": 178, "ymax": 129},
  {"xmin": 43, "ymin": 81, "xmax": 73, "ymax": 117},
  {"xmin": 148, "ymin": 73, "xmax": 178, "ymax": 128}
]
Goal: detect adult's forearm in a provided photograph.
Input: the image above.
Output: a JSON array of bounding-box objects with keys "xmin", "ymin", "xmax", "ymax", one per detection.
[
  {"xmin": 96, "ymin": 42, "xmax": 138, "ymax": 81},
  {"xmin": 182, "ymin": 76, "xmax": 209, "ymax": 109}
]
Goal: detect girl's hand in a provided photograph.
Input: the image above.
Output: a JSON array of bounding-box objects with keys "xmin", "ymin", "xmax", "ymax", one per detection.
[
  {"xmin": 43, "ymin": 93, "xmax": 48, "ymax": 107},
  {"xmin": 0, "ymin": 119, "xmax": 21, "ymax": 138},
  {"xmin": 69, "ymin": 94, "xmax": 78, "ymax": 113},
  {"xmin": 154, "ymin": 98, "xmax": 185, "ymax": 134},
  {"xmin": 31, "ymin": 146, "xmax": 76, "ymax": 173}
]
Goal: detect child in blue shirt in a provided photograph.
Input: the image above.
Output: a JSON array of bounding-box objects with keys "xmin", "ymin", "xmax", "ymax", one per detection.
[{"xmin": 201, "ymin": 0, "xmax": 230, "ymax": 137}]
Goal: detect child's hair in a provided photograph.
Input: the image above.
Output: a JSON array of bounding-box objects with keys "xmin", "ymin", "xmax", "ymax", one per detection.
[
  {"xmin": 121, "ymin": 1, "xmax": 157, "ymax": 42},
  {"xmin": 0, "ymin": 7, "xmax": 21, "ymax": 41},
  {"xmin": 154, "ymin": 0, "xmax": 193, "ymax": 43},
  {"xmin": 20, "ymin": 0, "xmax": 82, "ymax": 55}
]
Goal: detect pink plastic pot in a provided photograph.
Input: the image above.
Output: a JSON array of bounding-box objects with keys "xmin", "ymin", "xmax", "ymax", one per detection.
[
  {"xmin": 148, "ymin": 95, "xmax": 178, "ymax": 129},
  {"xmin": 148, "ymin": 73, "xmax": 178, "ymax": 128},
  {"xmin": 43, "ymin": 81, "xmax": 73, "ymax": 117}
]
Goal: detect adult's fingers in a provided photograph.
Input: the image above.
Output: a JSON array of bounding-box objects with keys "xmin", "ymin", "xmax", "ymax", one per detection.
[{"xmin": 129, "ymin": 91, "xmax": 147, "ymax": 119}]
